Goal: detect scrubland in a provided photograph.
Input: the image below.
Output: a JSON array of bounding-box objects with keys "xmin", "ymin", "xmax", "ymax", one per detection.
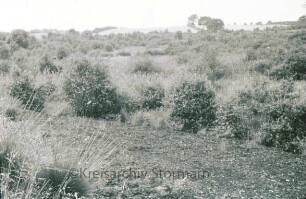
[{"xmin": 0, "ymin": 26, "xmax": 306, "ymax": 198}]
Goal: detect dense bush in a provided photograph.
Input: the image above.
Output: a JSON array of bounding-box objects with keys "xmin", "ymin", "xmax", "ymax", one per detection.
[
  {"xmin": 171, "ymin": 81, "xmax": 216, "ymax": 133},
  {"xmin": 141, "ymin": 86, "xmax": 165, "ymax": 110},
  {"xmin": 10, "ymin": 80, "xmax": 46, "ymax": 112},
  {"xmin": 217, "ymin": 80, "xmax": 306, "ymax": 153},
  {"xmin": 271, "ymin": 47, "xmax": 306, "ymax": 80},
  {"xmin": 64, "ymin": 60, "xmax": 121, "ymax": 118},
  {"xmin": 35, "ymin": 168, "xmax": 90, "ymax": 198}
]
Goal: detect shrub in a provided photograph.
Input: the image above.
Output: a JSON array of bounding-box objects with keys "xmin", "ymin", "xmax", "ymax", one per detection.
[
  {"xmin": 105, "ymin": 44, "xmax": 114, "ymax": 52},
  {"xmin": 5, "ymin": 108, "xmax": 18, "ymax": 121},
  {"xmin": 8, "ymin": 29, "xmax": 29, "ymax": 49},
  {"xmin": 141, "ymin": 86, "xmax": 165, "ymax": 110},
  {"xmin": 252, "ymin": 60, "xmax": 273, "ymax": 75},
  {"xmin": 0, "ymin": 45, "xmax": 10, "ymax": 59},
  {"xmin": 245, "ymin": 48, "xmax": 257, "ymax": 61},
  {"xmin": 217, "ymin": 80, "xmax": 306, "ymax": 153},
  {"xmin": 10, "ymin": 80, "xmax": 46, "ymax": 112},
  {"xmin": 209, "ymin": 65, "xmax": 232, "ymax": 80},
  {"xmin": 170, "ymin": 81, "xmax": 216, "ymax": 133},
  {"xmin": 0, "ymin": 60, "xmax": 10, "ymax": 75},
  {"xmin": 271, "ymin": 47, "xmax": 306, "ymax": 80},
  {"xmin": 130, "ymin": 59, "xmax": 160, "ymax": 74},
  {"xmin": 39, "ymin": 55, "xmax": 60, "ymax": 73},
  {"xmin": 146, "ymin": 49, "xmax": 167, "ymax": 56},
  {"xmin": 64, "ymin": 60, "xmax": 121, "ymax": 118},
  {"xmin": 56, "ymin": 48, "xmax": 69, "ymax": 59},
  {"xmin": 288, "ymin": 30, "xmax": 306, "ymax": 42},
  {"xmin": 35, "ymin": 168, "xmax": 90, "ymax": 198},
  {"xmin": 117, "ymin": 51, "xmax": 131, "ymax": 56}
]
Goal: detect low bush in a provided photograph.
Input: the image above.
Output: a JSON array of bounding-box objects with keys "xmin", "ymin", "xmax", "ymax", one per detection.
[
  {"xmin": 64, "ymin": 60, "xmax": 121, "ymax": 119},
  {"xmin": 251, "ymin": 60, "xmax": 273, "ymax": 75},
  {"xmin": 130, "ymin": 58, "xmax": 160, "ymax": 74},
  {"xmin": 141, "ymin": 86, "xmax": 165, "ymax": 110},
  {"xmin": 0, "ymin": 45, "xmax": 10, "ymax": 59},
  {"xmin": 10, "ymin": 80, "xmax": 46, "ymax": 112},
  {"xmin": 39, "ymin": 56, "xmax": 60, "ymax": 73},
  {"xmin": 0, "ymin": 60, "xmax": 10, "ymax": 75},
  {"xmin": 117, "ymin": 51, "xmax": 131, "ymax": 56},
  {"xmin": 104, "ymin": 44, "xmax": 114, "ymax": 52},
  {"xmin": 146, "ymin": 49, "xmax": 167, "ymax": 56},
  {"xmin": 170, "ymin": 81, "xmax": 216, "ymax": 133},
  {"xmin": 217, "ymin": 80, "xmax": 306, "ymax": 153}
]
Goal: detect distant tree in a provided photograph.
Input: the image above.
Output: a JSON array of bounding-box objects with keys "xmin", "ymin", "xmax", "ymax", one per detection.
[
  {"xmin": 175, "ymin": 31, "xmax": 183, "ymax": 40},
  {"xmin": 256, "ymin": 22, "xmax": 263, "ymax": 25},
  {"xmin": 250, "ymin": 22, "xmax": 253, "ymax": 25},
  {"xmin": 187, "ymin": 14, "xmax": 198, "ymax": 28},
  {"xmin": 267, "ymin": 20, "xmax": 273, "ymax": 25},
  {"xmin": 244, "ymin": 22, "xmax": 247, "ymax": 25},
  {"xmin": 198, "ymin": 16, "xmax": 224, "ymax": 32},
  {"xmin": 297, "ymin": 15, "xmax": 306, "ymax": 28},
  {"xmin": 198, "ymin": 16, "xmax": 211, "ymax": 27},
  {"xmin": 234, "ymin": 22, "xmax": 237, "ymax": 25}
]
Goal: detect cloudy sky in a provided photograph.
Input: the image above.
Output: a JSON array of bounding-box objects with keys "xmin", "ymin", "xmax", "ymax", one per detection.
[{"xmin": 0, "ymin": 0, "xmax": 305, "ymax": 31}]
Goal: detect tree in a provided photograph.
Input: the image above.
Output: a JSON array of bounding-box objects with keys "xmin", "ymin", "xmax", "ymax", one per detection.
[
  {"xmin": 187, "ymin": 14, "xmax": 198, "ymax": 29},
  {"xmin": 175, "ymin": 31, "xmax": 183, "ymax": 40},
  {"xmin": 198, "ymin": 16, "xmax": 211, "ymax": 27},
  {"xmin": 256, "ymin": 22, "xmax": 263, "ymax": 25},
  {"xmin": 198, "ymin": 16, "xmax": 224, "ymax": 32}
]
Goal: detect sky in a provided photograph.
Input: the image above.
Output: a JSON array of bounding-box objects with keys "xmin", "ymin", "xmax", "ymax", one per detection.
[{"xmin": 0, "ymin": 0, "xmax": 305, "ymax": 32}]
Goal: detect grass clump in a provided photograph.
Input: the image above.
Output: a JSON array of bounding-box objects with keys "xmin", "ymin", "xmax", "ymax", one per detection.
[
  {"xmin": 5, "ymin": 108, "xmax": 18, "ymax": 121},
  {"xmin": 0, "ymin": 143, "xmax": 24, "ymax": 194},
  {"xmin": 170, "ymin": 81, "xmax": 216, "ymax": 133},
  {"xmin": 35, "ymin": 168, "xmax": 90, "ymax": 198},
  {"xmin": 64, "ymin": 60, "xmax": 121, "ymax": 119},
  {"xmin": 10, "ymin": 80, "xmax": 46, "ymax": 112}
]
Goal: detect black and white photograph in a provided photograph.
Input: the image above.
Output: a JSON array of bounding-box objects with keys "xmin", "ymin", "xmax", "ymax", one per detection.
[{"xmin": 0, "ymin": 0, "xmax": 306, "ymax": 198}]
